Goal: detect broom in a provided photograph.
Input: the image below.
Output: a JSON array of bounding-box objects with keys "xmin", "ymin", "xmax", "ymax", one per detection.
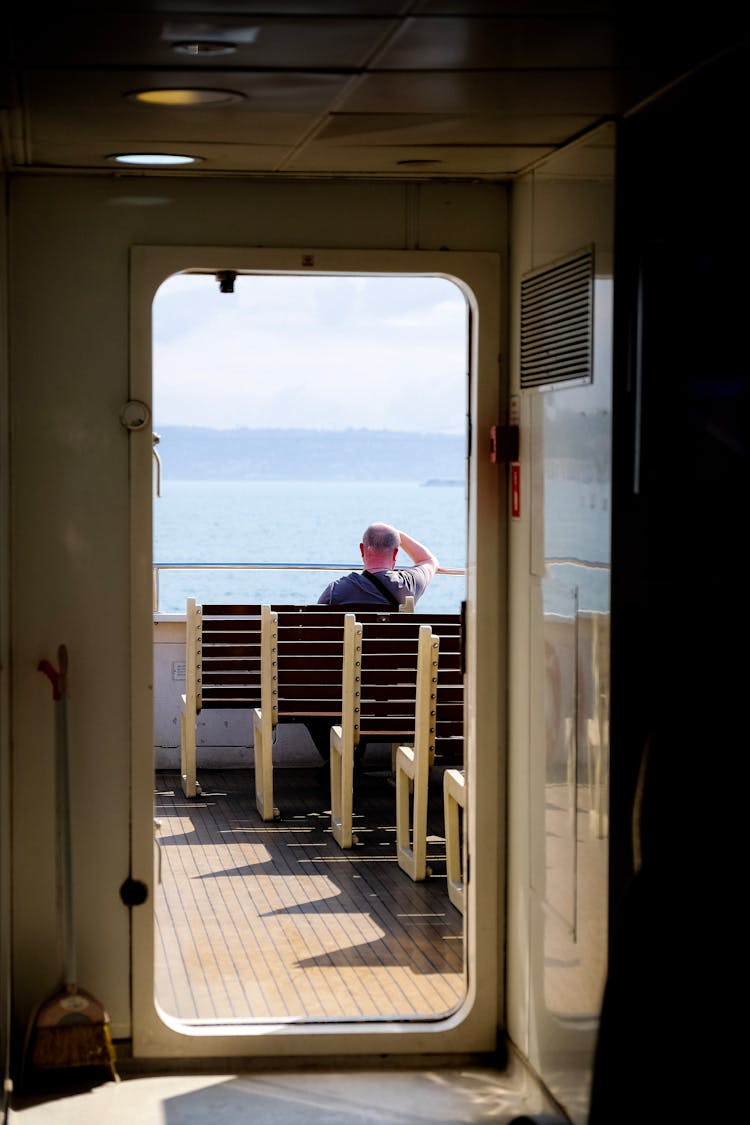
[{"xmin": 26, "ymin": 645, "xmax": 118, "ymax": 1081}]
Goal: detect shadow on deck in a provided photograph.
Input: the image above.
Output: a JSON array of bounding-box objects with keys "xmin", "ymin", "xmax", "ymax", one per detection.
[{"xmin": 154, "ymin": 749, "xmax": 465, "ymax": 1023}]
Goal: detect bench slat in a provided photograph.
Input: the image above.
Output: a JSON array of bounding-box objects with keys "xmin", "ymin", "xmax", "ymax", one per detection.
[
  {"xmin": 201, "ymin": 695, "xmax": 263, "ymax": 707},
  {"xmin": 202, "ymin": 674, "xmax": 262, "ymax": 689},
  {"xmin": 273, "ymin": 640, "xmax": 345, "ymax": 656},
  {"xmin": 203, "ymin": 656, "xmax": 261, "ymax": 670},
  {"xmin": 204, "ymin": 633, "xmax": 261, "ymax": 643}
]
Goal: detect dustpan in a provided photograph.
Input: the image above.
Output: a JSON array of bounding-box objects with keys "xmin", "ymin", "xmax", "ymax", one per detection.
[{"xmin": 25, "ymin": 645, "xmax": 118, "ymax": 1081}]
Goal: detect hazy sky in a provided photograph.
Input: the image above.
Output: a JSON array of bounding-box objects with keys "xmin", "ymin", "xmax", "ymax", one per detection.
[{"xmin": 152, "ymin": 272, "xmax": 468, "ymax": 434}]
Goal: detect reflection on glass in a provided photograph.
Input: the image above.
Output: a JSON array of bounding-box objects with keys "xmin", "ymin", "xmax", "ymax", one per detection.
[{"xmin": 539, "ymin": 279, "xmax": 612, "ymax": 1020}]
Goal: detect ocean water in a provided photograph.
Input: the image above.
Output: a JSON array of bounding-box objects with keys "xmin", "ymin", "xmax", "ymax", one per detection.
[
  {"xmin": 154, "ymin": 479, "xmax": 468, "ymax": 614},
  {"xmin": 153, "ymin": 476, "xmax": 611, "ymax": 617}
]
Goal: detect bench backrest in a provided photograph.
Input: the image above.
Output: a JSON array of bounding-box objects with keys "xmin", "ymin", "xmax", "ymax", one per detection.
[
  {"xmin": 272, "ymin": 606, "xmax": 463, "ymax": 756},
  {"xmin": 188, "ymin": 600, "xmax": 421, "ymax": 712},
  {"xmin": 188, "ymin": 600, "xmax": 333, "ymax": 711},
  {"xmin": 359, "ymin": 613, "xmax": 440, "ymax": 746},
  {"xmin": 188, "ymin": 600, "xmax": 264, "ymax": 710},
  {"xmin": 187, "ymin": 600, "xmax": 463, "ymax": 763},
  {"xmin": 329, "ymin": 613, "xmax": 440, "ymax": 850},
  {"xmin": 274, "ymin": 607, "xmax": 350, "ymax": 721},
  {"xmin": 357, "ymin": 609, "xmax": 463, "ymax": 762}
]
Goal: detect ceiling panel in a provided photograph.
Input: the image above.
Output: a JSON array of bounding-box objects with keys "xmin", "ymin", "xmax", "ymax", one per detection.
[
  {"xmin": 0, "ymin": 4, "xmax": 741, "ymax": 181},
  {"xmin": 6, "ymin": 11, "xmax": 400, "ymax": 69},
  {"xmin": 371, "ymin": 15, "xmax": 617, "ymax": 69},
  {"xmin": 315, "ymin": 113, "xmax": 596, "ymax": 145},
  {"xmin": 27, "ymin": 139, "xmax": 293, "ymax": 174},
  {"xmin": 23, "ymin": 67, "xmax": 352, "ymax": 120},
  {"xmin": 343, "ymin": 70, "xmax": 621, "ymax": 115},
  {"xmin": 283, "ymin": 142, "xmax": 550, "ymax": 176}
]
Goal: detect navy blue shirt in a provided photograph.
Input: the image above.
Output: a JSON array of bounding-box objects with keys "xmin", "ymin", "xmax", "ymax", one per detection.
[{"xmin": 317, "ymin": 565, "xmax": 432, "ymax": 607}]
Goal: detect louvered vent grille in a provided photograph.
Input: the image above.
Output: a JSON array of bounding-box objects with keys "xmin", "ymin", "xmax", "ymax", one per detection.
[{"xmin": 520, "ymin": 247, "xmax": 594, "ymax": 389}]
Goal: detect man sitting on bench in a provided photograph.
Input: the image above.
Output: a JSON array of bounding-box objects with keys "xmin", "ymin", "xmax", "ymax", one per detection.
[
  {"xmin": 309, "ymin": 523, "xmax": 439, "ymax": 768},
  {"xmin": 317, "ymin": 523, "xmax": 439, "ymax": 609}
]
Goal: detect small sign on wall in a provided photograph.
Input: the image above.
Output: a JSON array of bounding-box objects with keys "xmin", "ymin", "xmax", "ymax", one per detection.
[
  {"xmin": 511, "ymin": 462, "xmax": 521, "ymax": 520},
  {"xmin": 510, "ymin": 395, "xmax": 521, "ymax": 520},
  {"xmin": 172, "ymin": 661, "xmax": 186, "ymax": 681}
]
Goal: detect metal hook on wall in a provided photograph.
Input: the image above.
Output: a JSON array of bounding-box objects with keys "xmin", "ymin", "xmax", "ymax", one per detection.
[{"xmin": 152, "ymin": 431, "xmax": 162, "ymax": 498}]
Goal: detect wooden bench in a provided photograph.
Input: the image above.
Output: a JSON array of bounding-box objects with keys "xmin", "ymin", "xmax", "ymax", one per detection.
[
  {"xmin": 252, "ymin": 603, "xmax": 432, "ymax": 819},
  {"xmin": 339, "ymin": 611, "xmax": 462, "ymax": 884},
  {"xmin": 180, "ymin": 599, "xmax": 356, "ymax": 800},
  {"xmin": 179, "ymin": 600, "xmax": 379, "ymax": 801},
  {"xmin": 253, "ymin": 605, "xmax": 355, "ymax": 819},
  {"xmin": 180, "ymin": 599, "xmax": 264, "ymax": 798},
  {"xmin": 329, "ymin": 613, "xmax": 441, "ymax": 855},
  {"xmin": 443, "ymin": 767, "xmax": 466, "ymax": 911},
  {"xmin": 181, "ymin": 600, "xmax": 367, "ymax": 803},
  {"xmin": 393, "ymin": 623, "xmax": 440, "ymax": 881},
  {"xmin": 181, "ymin": 601, "xmax": 464, "ymax": 833},
  {"xmin": 327, "ymin": 609, "xmax": 465, "ymax": 886}
]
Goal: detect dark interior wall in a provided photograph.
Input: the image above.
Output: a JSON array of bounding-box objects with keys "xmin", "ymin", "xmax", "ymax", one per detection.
[
  {"xmin": 592, "ymin": 44, "xmax": 747, "ymax": 1122},
  {"xmin": 610, "ymin": 42, "xmax": 747, "ymax": 910}
]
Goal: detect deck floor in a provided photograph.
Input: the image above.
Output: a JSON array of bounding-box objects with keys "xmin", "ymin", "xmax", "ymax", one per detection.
[{"xmin": 154, "ymin": 754, "xmax": 465, "ymax": 1023}]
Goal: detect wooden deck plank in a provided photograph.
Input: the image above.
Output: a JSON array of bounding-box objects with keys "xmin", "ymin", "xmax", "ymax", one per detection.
[{"xmin": 154, "ymin": 760, "xmax": 464, "ymax": 1022}]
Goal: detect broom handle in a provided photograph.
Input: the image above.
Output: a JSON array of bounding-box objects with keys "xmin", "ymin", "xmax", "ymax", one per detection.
[
  {"xmin": 57, "ymin": 646, "xmax": 75, "ymax": 986},
  {"xmin": 39, "ymin": 645, "xmax": 76, "ymax": 986}
]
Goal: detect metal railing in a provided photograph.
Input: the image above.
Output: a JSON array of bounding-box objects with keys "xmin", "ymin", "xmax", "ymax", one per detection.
[{"xmin": 152, "ymin": 562, "xmax": 465, "ymax": 614}]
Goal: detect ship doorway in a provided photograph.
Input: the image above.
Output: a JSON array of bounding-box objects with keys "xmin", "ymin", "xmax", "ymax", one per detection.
[
  {"xmin": 129, "ymin": 246, "xmax": 503, "ymax": 1059},
  {"xmin": 152, "ymin": 271, "xmax": 468, "ymax": 1024}
]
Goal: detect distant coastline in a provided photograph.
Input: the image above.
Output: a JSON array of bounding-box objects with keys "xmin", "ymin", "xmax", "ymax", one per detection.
[
  {"xmin": 155, "ymin": 426, "xmax": 465, "ymax": 482},
  {"xmin": 422, "ymin": 479, "xmax": 463, "ymax": 487}
]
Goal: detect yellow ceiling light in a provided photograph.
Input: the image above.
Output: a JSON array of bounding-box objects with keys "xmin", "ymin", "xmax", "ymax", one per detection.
[{"xmin": 126, "ymin": 88, "xmax": 244, "ymax": 107}]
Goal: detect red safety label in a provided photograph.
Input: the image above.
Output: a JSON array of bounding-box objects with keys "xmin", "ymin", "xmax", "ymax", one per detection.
[{"xmin": 511, "ymin": 463, "xmax": 521, "ymax": 519}]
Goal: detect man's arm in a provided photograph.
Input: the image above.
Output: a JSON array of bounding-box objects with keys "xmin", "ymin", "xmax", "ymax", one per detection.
[{"xmin": 396, "ymin": 530, "xmax": 439, "ymax": 579}]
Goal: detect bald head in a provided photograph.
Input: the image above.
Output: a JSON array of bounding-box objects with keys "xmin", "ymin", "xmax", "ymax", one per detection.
[
  {"xmin": 360, "ymin": 522, "xmax": 400, "ymax": 569},
  {"xmin": 362, "ymin": 523, "xmax": 399, "ymax": 553}
]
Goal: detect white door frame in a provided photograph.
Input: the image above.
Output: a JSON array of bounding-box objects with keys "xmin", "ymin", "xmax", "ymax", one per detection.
[{"xmin": 129, "ymin": 245, "xmax": 504, "ymax": 1059}]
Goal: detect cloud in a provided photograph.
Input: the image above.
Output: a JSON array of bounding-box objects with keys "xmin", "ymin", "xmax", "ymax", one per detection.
[{"xmin": 152, "ymin": 274, "xmax": 467, "ymax": 432}]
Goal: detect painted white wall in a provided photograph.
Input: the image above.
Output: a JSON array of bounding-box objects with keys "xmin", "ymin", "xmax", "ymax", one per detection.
[
  {"xmin": 7, "ymin": 176, "xmax": 507, "ymax": 1050},
  {"xmin": 3, "ymin": 147, "xmax": 613, "ymax": 1119}
]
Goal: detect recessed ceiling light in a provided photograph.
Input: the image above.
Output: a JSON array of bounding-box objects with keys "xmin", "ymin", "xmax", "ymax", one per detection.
[
  {"xmin": 162, "ymin": 20, "xmax": 259, "ymax": 47},
  {"xmin": 126, "ymin": 88, "xmax": 244, "ymax": 107},
  {"xmin": 109, "ymin": 153, "xmax": 202, "ymax": 166},
  {"xmin": 171, "ymin": 40, "xmax": 238, "ymax": 56}
]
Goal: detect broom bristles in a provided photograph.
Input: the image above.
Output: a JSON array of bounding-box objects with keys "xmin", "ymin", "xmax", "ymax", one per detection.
[
  {"xmin": 28, "ymin": 986, "xmax": 119, "ymax": 1080},
  {"xmin": 31, "ymin": 1023, "xmax": 117, "ymax": 1072}
]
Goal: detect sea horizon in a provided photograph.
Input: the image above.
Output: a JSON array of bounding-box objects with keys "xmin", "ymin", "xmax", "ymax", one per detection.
[{"xmin": 153, "ymin": 478, "xmax": 468, "ymax": 614}]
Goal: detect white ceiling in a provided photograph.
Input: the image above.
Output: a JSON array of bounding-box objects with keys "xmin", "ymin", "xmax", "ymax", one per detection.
[{"xmin": 0, "ymin": 3, "xmax": 741, "ymax": 180}]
